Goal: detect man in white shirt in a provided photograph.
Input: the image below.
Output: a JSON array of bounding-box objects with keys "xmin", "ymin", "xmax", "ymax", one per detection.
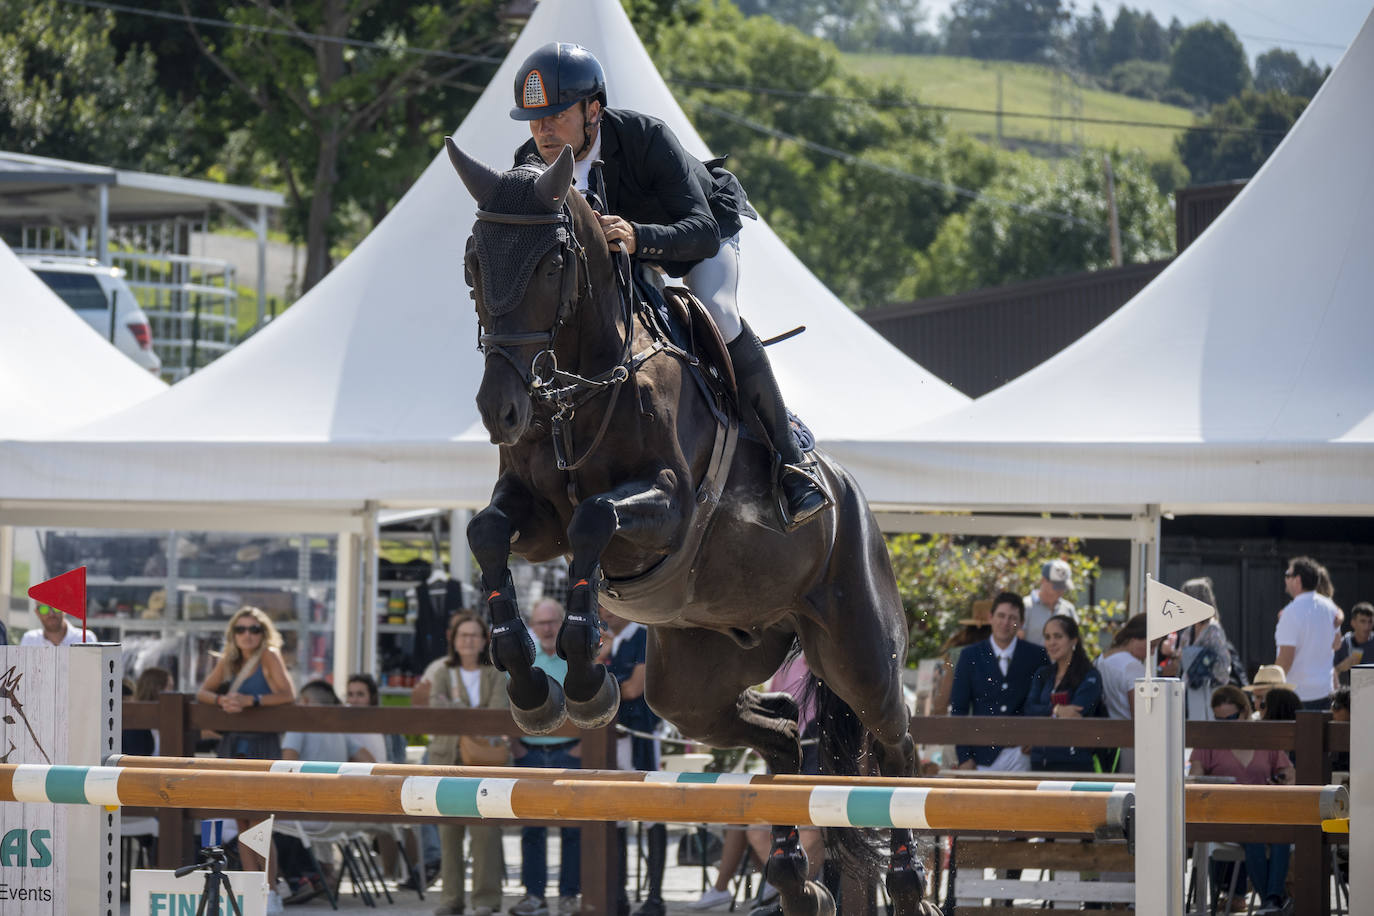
[
  {"xmin": 1022, "ymin": 559, "xmax": 1078, "ymax": 646},
  {"xmin": 19, "ymin": 604, "xmax": 99, "ymax": 646},
  {"xmin": 1275, "ymin": 556, "xmax": 1339, "ymax": 710}
]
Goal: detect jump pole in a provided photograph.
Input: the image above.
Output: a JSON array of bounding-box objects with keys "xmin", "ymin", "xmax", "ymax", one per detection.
[
  {"xmin": 109, "ymin": 755, "xmax": 1347, "ymax": 827},
  {"xmin": 0, "ymin": 764, "xmax": 1130, "ymax": 834}
]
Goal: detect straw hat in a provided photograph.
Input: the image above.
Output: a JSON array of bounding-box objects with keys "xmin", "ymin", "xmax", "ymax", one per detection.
[
  {"xmin": 958, "ymin": 599, "xmax": 993, "ymax": 626},
  {"xmin": 1242, "ymin": 664, "xmax": 1295, "ymax": 693}
]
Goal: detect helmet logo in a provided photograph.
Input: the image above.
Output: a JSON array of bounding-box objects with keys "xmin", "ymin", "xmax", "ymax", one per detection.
[{"xmin": 523, "ymin": 70, "xmax": 548, "ymax": 108}]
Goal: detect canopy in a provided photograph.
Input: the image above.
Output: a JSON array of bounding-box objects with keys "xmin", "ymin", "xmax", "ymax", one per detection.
[
  {"xmin": 0, "ymin": 0, "xmax": 964, "ymax": 527},
  {"xmin": 831, "ymin": 8, "xmax": 1374, "ymax": 518},
  {"xmin": 0, "ymin": 239, "xmax": 165, "ymax": 439}
]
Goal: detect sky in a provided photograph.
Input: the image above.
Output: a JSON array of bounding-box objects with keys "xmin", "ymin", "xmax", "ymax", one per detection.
[{"xmin": 923, "ymin": 0, "xmax": 1373, "ymax": 69}]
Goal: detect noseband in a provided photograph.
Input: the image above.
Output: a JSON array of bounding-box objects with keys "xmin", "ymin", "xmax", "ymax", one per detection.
[{"xmin": 469, "ymin": 202, "xmax": 643, "ymax": 471}]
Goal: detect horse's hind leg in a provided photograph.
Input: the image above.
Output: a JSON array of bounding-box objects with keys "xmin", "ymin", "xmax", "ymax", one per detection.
[
  {"xmin": 559, "ymin": 472, "xmax": 686, "ymax": 728},
  {"xmin": 468, "ymin": 477, "xmax": 567, "ymax": 734}
]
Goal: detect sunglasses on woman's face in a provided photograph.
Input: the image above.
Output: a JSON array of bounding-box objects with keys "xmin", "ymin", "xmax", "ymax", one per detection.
[
  {"xmin": 1216, "ymin": 712, "xmax": 1242, "ymax": 720},
  {"xmin": 234, "ymin": 624, "xmax": 265, "ymax": 635}
]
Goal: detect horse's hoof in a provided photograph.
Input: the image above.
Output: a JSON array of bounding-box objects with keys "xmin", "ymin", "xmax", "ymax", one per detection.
[
  {"xmin": 885, "ymin": 867, "xmax": 928, "ymax": 911},
  {"xmin": 804, "ymin": 881, "xmax": 836, "ymax": 916},
  {"xmin": 565, "ymin": 666, "xmax": 621, "ymax": 729},
  {"xmin": 511, "ymin": 673, "xmax": 567, "ymax": 735}
]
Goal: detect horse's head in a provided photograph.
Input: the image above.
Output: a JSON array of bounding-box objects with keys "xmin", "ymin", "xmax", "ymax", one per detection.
[{"xmin": 447, "ymin": 139, "xmax": 609, "ymax": 445}]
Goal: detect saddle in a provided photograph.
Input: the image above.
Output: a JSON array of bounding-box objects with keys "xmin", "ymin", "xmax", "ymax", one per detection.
[{"xmin": 630, "ymin": 266, "xmax": 736, "ymax": 417}]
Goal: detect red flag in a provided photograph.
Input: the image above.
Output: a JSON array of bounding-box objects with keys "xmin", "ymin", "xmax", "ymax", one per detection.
[{"xmin": 28, "ymin": 567, "xmax": 88, "ymax": 640}]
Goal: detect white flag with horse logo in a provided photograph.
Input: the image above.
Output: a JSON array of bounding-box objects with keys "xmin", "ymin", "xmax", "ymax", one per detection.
[{"xmin": 1145, "ymin": 578, "xmax": 1215, "ymax": 642}]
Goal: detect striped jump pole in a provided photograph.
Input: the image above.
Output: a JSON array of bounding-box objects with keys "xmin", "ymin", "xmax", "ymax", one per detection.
[
  {"xmin": 1, "ymin": 763, "xmax": 1130, "ymax": 834},
  {"xmin": 109, "ymin": 755, "xmax": 1347, "ymax": 827}
]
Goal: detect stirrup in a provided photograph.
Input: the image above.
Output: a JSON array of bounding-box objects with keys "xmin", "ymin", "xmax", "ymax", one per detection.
[{"xmin": 775, "ymin": 460, "xmax": 831, "ymax": 533}]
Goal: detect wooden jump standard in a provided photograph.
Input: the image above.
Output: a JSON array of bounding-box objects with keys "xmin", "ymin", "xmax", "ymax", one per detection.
[
  {"xmin": 0, "ymin": 763, "xmax": 1129, "ymax": 834},
  {"xmin": 110, "ymin": 755, "xmax": 1348, "ymax": 828}
]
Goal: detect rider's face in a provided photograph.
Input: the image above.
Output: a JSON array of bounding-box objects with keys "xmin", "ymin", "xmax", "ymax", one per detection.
[{"xmin": 529, "ymin": 100, "xmax": 600, "ymax": 164}]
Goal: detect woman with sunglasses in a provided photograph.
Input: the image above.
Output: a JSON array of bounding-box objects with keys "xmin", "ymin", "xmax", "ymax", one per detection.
[{"xmin": 196, "ymin": 606, "xmax": 296, "ymax": 899}]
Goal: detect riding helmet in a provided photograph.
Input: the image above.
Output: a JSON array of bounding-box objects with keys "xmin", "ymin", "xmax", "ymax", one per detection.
[{"xmin": 510, "ymin": 42, "xmax": 607, "ymax": 121}]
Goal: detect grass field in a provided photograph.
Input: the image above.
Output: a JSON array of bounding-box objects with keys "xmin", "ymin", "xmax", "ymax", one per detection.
[{"xmin": 843, "ymin": 53, "xmax": 1195, "ymax": 159}]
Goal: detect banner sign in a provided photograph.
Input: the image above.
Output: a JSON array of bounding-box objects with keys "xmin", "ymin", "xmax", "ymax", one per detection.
[
  {"xmin": 130, "ymin": 869, "xmax": 268, "ymax": 916},
  {"xmin": 0, "ymin": 645, "xmax": 120, "ymax": 916}
]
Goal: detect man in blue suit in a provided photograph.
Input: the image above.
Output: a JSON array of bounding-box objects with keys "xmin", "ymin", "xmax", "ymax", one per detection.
[{"xmin": 949, "ymin": 590, "xmax": 1050, "ymax": 771}]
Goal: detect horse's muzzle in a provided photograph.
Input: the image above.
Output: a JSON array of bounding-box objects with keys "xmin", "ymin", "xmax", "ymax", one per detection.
[{"xmin": 477, "ymin": 361, "xmax": 532, "ymax": 445}]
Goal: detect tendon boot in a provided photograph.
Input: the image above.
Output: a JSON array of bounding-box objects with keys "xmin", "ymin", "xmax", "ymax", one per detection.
[
  {"xmin": 727, "ymin": 322, "xmax": 829, "ymax": 531},
  {"xmin": 486, "ymin": 571, "xmax": 566, "ymax": 734},
  {"xmin": 559, "ymin": 575, "xmax": 619, "ymax": 728}
]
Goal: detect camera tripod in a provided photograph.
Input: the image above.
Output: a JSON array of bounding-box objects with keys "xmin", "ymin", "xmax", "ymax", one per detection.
[{"xmin": 173, "ymin": 846, "xmax": 245, "ymax": 916}]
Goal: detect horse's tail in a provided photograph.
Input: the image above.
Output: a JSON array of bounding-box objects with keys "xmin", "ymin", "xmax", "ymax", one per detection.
[{"xmin": 807, "ymin": 673, "xmax": 887, "ymax": 887}]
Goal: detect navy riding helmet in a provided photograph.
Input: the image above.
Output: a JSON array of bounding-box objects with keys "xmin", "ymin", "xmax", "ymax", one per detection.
[{"xmin": 510, "ymin": 42, "xmax": 607, "ymax": 121}]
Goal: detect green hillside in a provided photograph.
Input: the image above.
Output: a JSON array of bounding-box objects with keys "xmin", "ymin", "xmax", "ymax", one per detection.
[{"xmin": 843, "ymin": 53, "xmax": 1194, "ymax": 159}]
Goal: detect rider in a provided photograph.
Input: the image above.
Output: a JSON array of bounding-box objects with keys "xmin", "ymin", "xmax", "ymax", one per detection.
[{"xmin": 508, "ymin": 41, "xmax": 827, "ymax": 530}]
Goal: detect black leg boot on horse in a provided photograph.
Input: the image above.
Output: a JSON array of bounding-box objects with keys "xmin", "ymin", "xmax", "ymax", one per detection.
[
  {"xmin": 558, "ymin": 495, "xmax": 624, "ymax": 729},
  {"xmin": 727, "ymin": 322, "xmax": 830, "ymax": 532},
  {"xmin": 468, "ymin": 507, "xmax": 567, "ymax": 734}
]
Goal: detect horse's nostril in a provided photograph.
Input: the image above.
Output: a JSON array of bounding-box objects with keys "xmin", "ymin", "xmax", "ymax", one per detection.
[{"xmin": 502, "ymin": 405, "xmax": 519, "ymax": 431}]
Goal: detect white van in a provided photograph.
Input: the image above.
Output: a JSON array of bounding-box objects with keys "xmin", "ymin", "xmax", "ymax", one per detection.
[{"xmin": 20, "ymin": 255, "xmax": 162, "ymax": 375}]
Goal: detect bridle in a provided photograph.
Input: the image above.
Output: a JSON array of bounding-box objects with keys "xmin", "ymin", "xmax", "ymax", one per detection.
[{"xmin": 468, "ymin": 201, "xmax": 644, "ymax": 471}]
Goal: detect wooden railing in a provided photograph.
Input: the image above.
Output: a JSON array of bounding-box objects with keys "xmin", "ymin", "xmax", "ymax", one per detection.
[{"xmin": 122, "ymin": 697, "xmax": 1349, "ymax": 916}]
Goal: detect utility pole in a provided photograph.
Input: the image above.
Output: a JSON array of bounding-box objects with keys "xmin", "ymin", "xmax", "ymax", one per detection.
[{"xmin": 1103, "ymin": 154, "xmax": 1123, "ymax": 266}]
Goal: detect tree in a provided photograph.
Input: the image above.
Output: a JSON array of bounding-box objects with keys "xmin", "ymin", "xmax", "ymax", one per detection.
[
  {"xmin": 887, "ymin": 534, "xmax": 1113, "ymax": 664},
  {"xmin": 905, "ymin": 150, "xmax": 1173, "ymax": 297},
  {"xmin": 1136, "ymin": 11, "xmax": 1169, "ymax": 63},
  {"xmin": 1105, "ymin": 7, "xmax": 1140, "ymax": 69},
  {"xmin": 1254, "ymin": 48, "xmax": 1327, "ymax": 97},
  {"xmin": 1070, "ymin": 4, "xmax": 1109, "ymax": 74},
  {"xmin": 177, "ymin": 1, "xmax": 507, "ymax": 292},
  {"xmin": 1106, "ymin": 60, "xmax": 1169, "ymax": 101},
  {"xmin": 1176, "ymin": 89, "xmax": 1307, "ymax": 184},
  {"xmin": 943, "ymin": 0, "xmax": 1069, "ymax": 63},
  {"xmin": 1169, "ymin": 20, "xmax": 1250, "ymax": 107},
  {"xmin": 0, "ymin": 1, "xmax": 195, "ymax": 172}
]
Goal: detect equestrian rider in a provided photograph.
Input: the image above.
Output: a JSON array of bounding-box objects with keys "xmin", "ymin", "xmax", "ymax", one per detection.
[{"xmin": 509, "ymin": 41, "xmax": 827, "ymax": 530}]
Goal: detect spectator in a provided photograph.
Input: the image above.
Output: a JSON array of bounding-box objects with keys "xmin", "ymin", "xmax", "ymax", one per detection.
[
  {"xmin": 1331, "ymin": 687, "xmax": 1351, "ymax": 772},
  {"xmin": 601, "ymin": 608, "xmax": 667, "ymax": 916},
  {"xmin": 1209, "ymin": 685, "xmax": 1251, "ymax": 720},
  {"xmin": 1022, "ymin": 560, "xmax": 1077, "ymax": 647},
  {"xmin": 276, "ymin": 680, "xmax": 378, "ymax": 906},
  {"xmin": 122, "ymin": 667, "xmax": 173, "ymax": 757},
  {"xmin": 950, "ymin": 591, "xmax": 1050, "ymax": 771},
  {"xmin": 413, "ymin": 612, "xmax": 508, "ymax": 916},
  {"xmin": 1191, "ymin": 687, "xmax": 1294, "ymax": 915},
  {"xmin": 1094, "ymin": 614, "xmax": 1147, "ymax": 772},
  {"xmin": 1275, "ymin": 557, "xmax": 1339, "ymax": 710},
  {"xmin": 1023, "ymin": 615, "xmax": 1104, "ymax": 772},
  {"xmin": 510, "ymin": 598, "xmax": 581, "ymax": 916},
  {"xmin": 1334, "ymin": 602, "xmax": 1373, "ymax": 688},
  {"xmin": 194, "ymin": 606, "xmax": 295, "ymax": 907},
  {"xmin": 344, "ymin": 674, "xmax": 404, "ymax": 765},
  {"xmin": 1173, "ymin": 578, "xmax": 1233, "ymax": 720},
  {"xmin": 1258, "ymin": 687, "xmax": 1301, "ymax": 721},
  {"xmin": 1242, "ymin": 666, "xmax": 1294, "ymax": 719},
  {"xmin": 0, "ymin": 615, "xmax": 8, "ymax": 645},
  {"xmin": 930, "ymin": 599, "xmax": 992, "ymax": 717},
  {"xmin": 19, "ymin": 602, "xmax": 99, "ymax": 646}
]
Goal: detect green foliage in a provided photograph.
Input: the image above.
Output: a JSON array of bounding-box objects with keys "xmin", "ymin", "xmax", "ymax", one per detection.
[
  {"xmin": 1176, "ymin": 89, "xmax": 1307, "ymax": 184},
  {"xmin": 1254, "ymin": 49, "xmax": 1327, "ymax": 98},
  {"xmin": 944, "ymin": 0, "xmax": 1069, "ymax": 63},
  {"xmin": 652, "ymin": 2, "xmax": 967, "ymax": 307},
  {"xmin": 904, "ymin": 149, "xmax": 1173, "ymax": 297},
  {"xmin": 732, "ymin": 0, "xmax": 936, "ymax": 53},
  {"xmin": 1168, "ymin": 21, "xmax": 1250, "ymax": 107},
  {"xmin": 1105, "ymin": 60, "xmax": 1169, "ymax": 102},
  {"xmin": 887, "ymin": 533, "xmax": 1109, "ymax": 664},
  {"xmin": 0, "ymin": 0, "xmax": 196, "ymax": 172}
]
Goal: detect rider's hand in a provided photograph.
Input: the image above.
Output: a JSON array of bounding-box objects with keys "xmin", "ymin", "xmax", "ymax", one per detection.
[{"xmin": 597, "ymin": 214, "xmax": 636, "ymax": 254}]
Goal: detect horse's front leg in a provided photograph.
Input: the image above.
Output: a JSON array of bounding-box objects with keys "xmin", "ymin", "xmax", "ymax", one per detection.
[
  {"xmin": 468, "ymin": 476, "xmax": 568, "ymax": 734},
  {"xmin": 559, "ymin": 471, "xmax": 684, "ymax": 728}
]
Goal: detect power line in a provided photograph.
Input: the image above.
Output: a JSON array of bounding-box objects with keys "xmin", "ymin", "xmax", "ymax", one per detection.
[
  {"xmin": 667, "ymin": 78, "xmax": 1290, "ymax": 136},
  {"xmin": 55, "ymin": 0, "xmax": 505, "ymax": 64},
  {"xmin": 686, "ymin": 98, "xmax": 1152, "ymax": 247}
]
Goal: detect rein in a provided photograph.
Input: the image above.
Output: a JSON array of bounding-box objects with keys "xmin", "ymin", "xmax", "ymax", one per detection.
[{"xmin": 472, "ymin": 203, "xmax": 642, "ymax": 471}]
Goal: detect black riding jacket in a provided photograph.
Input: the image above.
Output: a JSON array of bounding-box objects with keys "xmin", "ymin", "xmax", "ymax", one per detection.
[{"xmin": 514, "ymin": 108, "xmax": 752, "ymax": 277}]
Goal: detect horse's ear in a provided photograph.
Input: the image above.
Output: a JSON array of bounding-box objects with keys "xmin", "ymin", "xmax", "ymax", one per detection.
[
  {"xmin": 445, "ymin": 137, "xmax": 501, "ymax": 206},
  {"xmin": 532, "ymin": 144, "xmax": 575, "ymax": 211}
]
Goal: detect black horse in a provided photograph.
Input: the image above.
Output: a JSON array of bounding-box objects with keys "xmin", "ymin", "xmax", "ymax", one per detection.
[{"xmin": 447, "ymin": 139, "xmax": 924, "ymax": 915}]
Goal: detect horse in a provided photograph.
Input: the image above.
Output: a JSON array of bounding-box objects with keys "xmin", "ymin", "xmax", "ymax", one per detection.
[{"xmin": 446, "ymin": 139, "xmax": 924, "ymax": 915}]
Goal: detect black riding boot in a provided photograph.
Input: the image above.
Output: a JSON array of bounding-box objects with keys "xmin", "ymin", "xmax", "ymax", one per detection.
[{"xmin": 728, "ymin": 322, "xmax": 828, "ymax": 530}]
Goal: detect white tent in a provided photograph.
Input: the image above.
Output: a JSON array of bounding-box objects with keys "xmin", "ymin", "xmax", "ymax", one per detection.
[
  {"xmin": 0, "ymin": 0, "xmax": 965, "ymax": 527},
  {"xmin": 0, "ymin": 239, "xmax": 165, "ymax": 439},
  {"xmin": 832, "ymin": 8, "xmax": 1374, "ymax": 522}
]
